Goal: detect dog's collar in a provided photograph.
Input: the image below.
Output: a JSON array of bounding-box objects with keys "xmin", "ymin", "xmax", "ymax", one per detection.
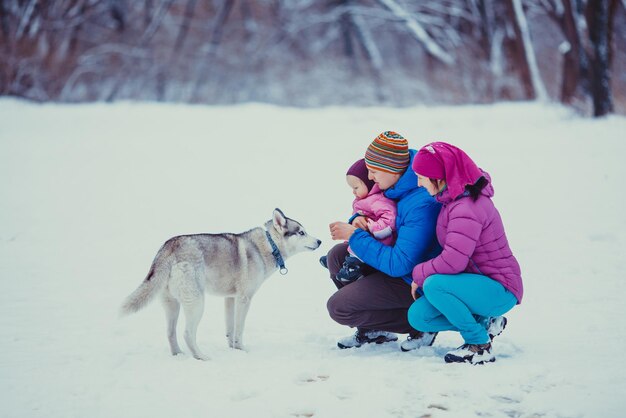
[{"xmin": 265, "ymin": 230, "xmax": 288, "ymax": 275}]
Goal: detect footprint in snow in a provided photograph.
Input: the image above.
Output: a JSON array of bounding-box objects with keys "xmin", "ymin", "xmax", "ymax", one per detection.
[{"xmin": 300, "ymin": 375, "xmax": 329, "ymax": 383}]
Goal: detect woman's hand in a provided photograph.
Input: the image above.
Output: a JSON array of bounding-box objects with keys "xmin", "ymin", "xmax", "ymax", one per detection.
[
  {"xmin": 411, "ymin": 282, "xmax": 420, "ymax": 300},
  {"xmin": 329, "ymin": 222, "xmax": 357, "ymax": 241}
]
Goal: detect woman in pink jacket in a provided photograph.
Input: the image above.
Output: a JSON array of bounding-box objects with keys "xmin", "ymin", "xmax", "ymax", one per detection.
[{"xmin": 406, "ymin": 142, "xmax": 523, "ymax": 365}]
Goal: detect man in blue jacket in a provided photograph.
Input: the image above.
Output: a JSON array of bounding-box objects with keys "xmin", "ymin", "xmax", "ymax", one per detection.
[{"xmin": 325, "ymin": 131, "xmax": 441, "ymax": 350}]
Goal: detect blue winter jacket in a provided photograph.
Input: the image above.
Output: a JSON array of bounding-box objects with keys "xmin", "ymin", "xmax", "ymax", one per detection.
[{"xmin": 349, "ymin": 150, "xmax": 442, "ymax": 284}]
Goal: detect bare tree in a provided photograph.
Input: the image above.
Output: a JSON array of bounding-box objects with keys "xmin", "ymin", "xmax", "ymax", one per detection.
[
  {"xmin": 507, "ymin": 0, "xmax": 548, "ymax": 100},
  {"xmin": 538, "ymin": 0, "xmax": 589, "ymax": 103},
  {"xmin": 188, "ymin": 0, "xmax": 235, "ymax": 102},
  {"xmin": 586, "ymin": 0, "xmax": 616, "ymax": 116},
  {"xmin": 538, "ymin": 0, "xmax": 617, "ymax": 116},
  {"xmin": 375, "ymin": 0, "xmax": 455, "ymax": 65}
]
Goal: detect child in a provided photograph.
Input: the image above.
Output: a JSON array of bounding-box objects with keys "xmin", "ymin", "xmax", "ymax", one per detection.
[
  {"xmin": 405, "ymin": 142, "xmax": 523, "ymax": 365},
  {"xmin": 332, "ymin": 158, "xmax": 397, "ymax": 282}
]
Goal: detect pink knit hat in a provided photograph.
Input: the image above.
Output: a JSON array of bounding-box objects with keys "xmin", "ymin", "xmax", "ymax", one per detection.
[{"xmin": 412, "ymin": 142, "xmax": 483, "ymax": 200}]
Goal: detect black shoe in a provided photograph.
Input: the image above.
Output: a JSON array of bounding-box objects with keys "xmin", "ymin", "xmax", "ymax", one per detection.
[
  {"xmin": 336, "ymin": 256, "xmax": 364, "ymax": 283},
  {"xmin": 319, "ymin": 255, "xmax": 328, "ymax": 269}
]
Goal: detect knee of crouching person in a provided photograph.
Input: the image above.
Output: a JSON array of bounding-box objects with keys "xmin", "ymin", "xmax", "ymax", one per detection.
[
  {"xmin": 422, "ymin": 274, "xmax": 445, "ymax": 296},
  {"xmin": 326, "ymin": 292, "xmax": 352, "ymax": 325},
  {"xmin": 327, "ymin": 242, "xmax": 349, "ymax": 275},
  {"xmin": 407, "ymin": 299, "xmax": 427, "ymax": 330},
  {"xmin": 326, "ymin": 293, "xmax": 342, "ymax": 322}
]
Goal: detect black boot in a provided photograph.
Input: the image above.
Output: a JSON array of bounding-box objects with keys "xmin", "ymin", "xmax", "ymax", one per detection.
[
  {"xmin": 319, "ymin": 255, "xmax": 328, "ymax": 269},
  {"xmin": 336, "ymin": 256, "xmax": 364, "ymax": 283}
]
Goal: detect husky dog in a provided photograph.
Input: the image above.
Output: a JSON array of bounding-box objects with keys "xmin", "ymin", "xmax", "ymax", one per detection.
[{"xmin": 121, "ymin": 208, "xmax": 321, "ymax": 360}]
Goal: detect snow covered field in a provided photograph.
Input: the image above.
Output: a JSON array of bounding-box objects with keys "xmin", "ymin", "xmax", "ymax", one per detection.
[{"xmin": 1, "ymin": 99, "xmax": 625, "ymax": 418}]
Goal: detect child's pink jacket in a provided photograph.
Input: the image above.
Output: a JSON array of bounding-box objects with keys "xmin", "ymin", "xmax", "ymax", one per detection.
[{"xmin": 352, "ymin": 184, "xmax": 397, "ymax": 246}]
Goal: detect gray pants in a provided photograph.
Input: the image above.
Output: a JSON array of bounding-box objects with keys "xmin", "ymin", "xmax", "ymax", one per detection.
[{"xmin": 326, "ymin": 243, "xmax": 417, "ymax": 334}]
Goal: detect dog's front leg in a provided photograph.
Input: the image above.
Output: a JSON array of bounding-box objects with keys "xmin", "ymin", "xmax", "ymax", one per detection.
[
  {"xmin": 233, "ymin": 295, "xmax": 253, "ymax": 350},
  {"xmin": 224, "ymin": 297, "xmax": 235, "ymax": 348}
]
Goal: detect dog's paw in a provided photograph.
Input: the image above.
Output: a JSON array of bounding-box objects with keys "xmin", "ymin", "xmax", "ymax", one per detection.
[{"xmin": 192, "ymin": 353, "xmax": 211, "ymax": 361}]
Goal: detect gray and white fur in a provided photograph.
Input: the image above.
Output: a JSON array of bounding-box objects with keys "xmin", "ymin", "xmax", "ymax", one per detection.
[{"xmin": 120, "ymin": 208, "xmax": 321, "ymax": 360}]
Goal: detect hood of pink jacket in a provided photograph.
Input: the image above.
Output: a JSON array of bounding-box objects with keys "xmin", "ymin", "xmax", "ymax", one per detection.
[{"xmin": 413, "ymin": 142, "xmax": 484, "ymax": 201}]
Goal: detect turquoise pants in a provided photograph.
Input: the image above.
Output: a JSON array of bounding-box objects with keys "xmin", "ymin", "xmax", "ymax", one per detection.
[{"xmin": 407, "ymin": 273, "xmax": 517, "ymax": 344}]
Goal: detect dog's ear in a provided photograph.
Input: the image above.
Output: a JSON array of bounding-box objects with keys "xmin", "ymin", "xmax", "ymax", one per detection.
[{"xmin": 272, "ymin": 208, "xmax": 287, "ymax": 233}]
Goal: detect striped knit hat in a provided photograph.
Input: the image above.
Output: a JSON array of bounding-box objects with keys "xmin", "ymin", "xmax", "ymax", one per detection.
[{"xmin": 364, "ymin": 131, "xmax": 410, "ymax": 174}]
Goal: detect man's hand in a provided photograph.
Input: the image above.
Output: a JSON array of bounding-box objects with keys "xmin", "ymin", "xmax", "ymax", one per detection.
[
  {"xmin": 351, "ymin": 216, "xmax": 370, "ymax": 231},
  {"xmin": 329, "ymin": 221, "xmax": 357, "ymax": 241}
]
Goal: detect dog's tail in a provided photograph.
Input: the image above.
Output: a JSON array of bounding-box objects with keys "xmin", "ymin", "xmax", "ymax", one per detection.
[{"xmin": 120, "ymin": 251, "xmax": 170, "ymax": 316}]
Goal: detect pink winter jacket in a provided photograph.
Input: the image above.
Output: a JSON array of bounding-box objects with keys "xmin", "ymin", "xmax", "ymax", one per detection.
[
  {"xmin": 352, "ymin": 184, "xmax": 397, "ymax": 246},
  {"xmin": 411, "ymin": 173, "xmax": 523, "ymax": 303}
]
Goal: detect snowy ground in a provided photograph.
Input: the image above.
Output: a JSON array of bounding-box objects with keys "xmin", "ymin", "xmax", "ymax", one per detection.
[{"xmin": 1, "ymin": 99, "xmax": 625, "ymax": 418}]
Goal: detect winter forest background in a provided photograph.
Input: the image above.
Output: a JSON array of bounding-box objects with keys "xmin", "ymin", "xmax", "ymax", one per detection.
[{"xmin": 1, "ymin": 0, "xmax": 624, "ymax": 116}]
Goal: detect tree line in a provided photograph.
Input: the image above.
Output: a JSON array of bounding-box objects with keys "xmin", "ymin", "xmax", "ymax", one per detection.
[{"xmin": 0, "ymin": 0, "xmax": 623, "ymax": 116}]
